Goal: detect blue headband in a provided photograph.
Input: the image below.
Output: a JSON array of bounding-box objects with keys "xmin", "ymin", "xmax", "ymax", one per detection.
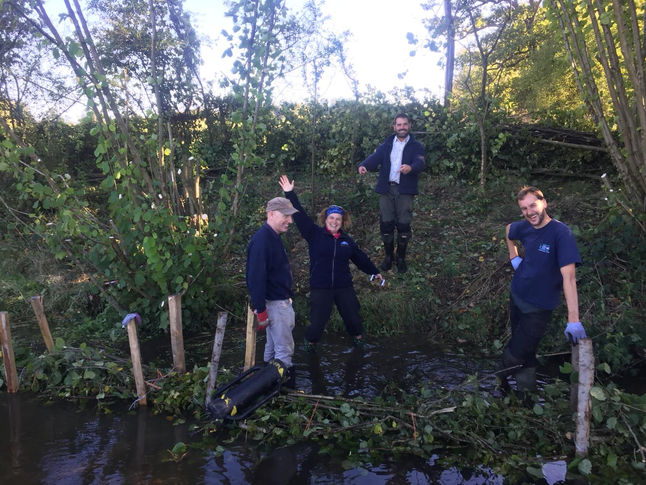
[{"xmin": 326, "ymin": 205, "xmax": 344, "ymax": 217}]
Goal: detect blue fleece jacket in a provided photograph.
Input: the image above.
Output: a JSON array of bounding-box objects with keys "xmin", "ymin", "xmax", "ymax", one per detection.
[
  {"xmin": 358, "ymin": 133, "xmax": 425, "ymax": 195},
  {"xmin": 246, "ymin": 223, "xmax": 293, "ymax": 313},
  {"xmin": 284, "ymin": 191, "xmax": 379, "ymax": 289}
]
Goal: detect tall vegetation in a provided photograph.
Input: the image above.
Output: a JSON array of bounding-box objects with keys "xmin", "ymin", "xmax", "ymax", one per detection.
[
  {"xmin": 549, "ymin": 0, "xmax": 646, "ymax": 215},
  {"xmin": 1, "ymin": 0, "xmax": 217, "ymax": 329}
]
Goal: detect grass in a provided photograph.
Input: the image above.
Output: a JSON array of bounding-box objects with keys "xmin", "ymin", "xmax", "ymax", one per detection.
[{"xmin": 2, "ymin": 169, "xmax": 643, "ymax": 370}]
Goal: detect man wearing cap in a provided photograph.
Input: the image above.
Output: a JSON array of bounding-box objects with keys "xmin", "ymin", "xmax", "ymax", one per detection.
[
  {"xmin": 246, "ymin": 196, "xmax": 299, "ymax": 380},
  {"xmin": 358, "ymin": 113, "xmax": 425, "ymax": 273}
]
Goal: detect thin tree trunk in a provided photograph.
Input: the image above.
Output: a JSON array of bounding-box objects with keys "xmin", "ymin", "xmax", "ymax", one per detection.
[{"xmin": 444, "ymin": 0, "xmax": 455, "ymax": 109}]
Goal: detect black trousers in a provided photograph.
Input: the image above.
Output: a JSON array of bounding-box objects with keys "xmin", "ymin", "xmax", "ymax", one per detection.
[
  {"xmin": 305, "ymin": 287, "xmax": 363, "ymax": 343},
  {"xmin": 506, "ymin": 297, "xmax": 552, "ymax": 368}
]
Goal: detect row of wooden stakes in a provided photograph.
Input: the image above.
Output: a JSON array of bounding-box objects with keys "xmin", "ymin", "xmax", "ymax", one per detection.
[
  {"xmin": 0, "ymin": 294, "xmax": 261, "ymax": 410},
  {"xmin": 0, "ymin": 295, "xmax": 595, "ymax": 457}
]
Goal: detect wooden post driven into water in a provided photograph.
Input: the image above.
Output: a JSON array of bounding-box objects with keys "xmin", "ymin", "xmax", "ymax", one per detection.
[
  {"xmin": 168, "ymin": 294, "xmax": 186, "ymax": 374},
  {"xmin": 573, "ymin": 338, "xmax": 594, "ymax": 457},
  {"xmin": 569, "ymin": 343, "xmax": 580, "ymax": 412},
  {"xmin": 243, "ymin": 305, "xmax": 257, "ymax": 371},
  {"xmin": 205, "ymin": 312, "xmax": 228, "ymax": 404},
  {"xmin": 125, "ymin": 318, "xmax": 147, "ymax": 407},
  {"xmin": 0, "ymin": 312, "xmax": 19, "ymax": 393},
  {"xmin": 30, "ymin": 295, "xmax": 54, "ymax": 352}
]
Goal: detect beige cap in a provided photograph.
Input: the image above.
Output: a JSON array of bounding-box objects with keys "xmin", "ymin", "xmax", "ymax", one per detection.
[{"xmin": 266, "ymin": 197, "xmax": 298, "ymax": 215}]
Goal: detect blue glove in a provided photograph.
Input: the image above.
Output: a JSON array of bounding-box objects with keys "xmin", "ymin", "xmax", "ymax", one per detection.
[
  {"xmin": 121, "ymin": 312, "xmax": 141, "ymax": 328},
  {"xmin": 510, "ymin": 256, "xmax": 522, "ymax": 270},
  {"xmin": 564, "ymin": 322, "xmax": 587, "ymax": 344}
]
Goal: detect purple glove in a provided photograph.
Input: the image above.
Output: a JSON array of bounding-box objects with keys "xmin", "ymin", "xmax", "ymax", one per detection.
[
  {"xmin": 564, "ymin": 321, "xmax": 587, "ymax": 344},
  {"xmin": 510, "ymin": 256, "xmax": 522, "ymax": 270}
]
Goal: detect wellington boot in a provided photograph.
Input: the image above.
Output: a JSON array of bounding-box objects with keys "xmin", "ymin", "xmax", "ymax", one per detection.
[
  {"xmin": 283, "ymin": 366, "xmax": 296, "ymax": 389},
  {"xmin": 396, "ymin": 234, "xmax": 409, "ymax": 273},
  {"xmin": 514, "ymin": 366, "xmax": 537, "ymax": 393},
  {"xmin": 352, "ymin": 336, "xmax": 365, "ymax": 349},
  {"xmin": 380, "ymin": 239, "xmax": 395, "ymax": 271},
  {"xmin": 302, "ymin": 338, "xmax": 316, "ymax": 353}
]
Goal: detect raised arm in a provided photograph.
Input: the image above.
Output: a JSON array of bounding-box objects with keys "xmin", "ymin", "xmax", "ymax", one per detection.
[
  {"xmin": 279, "ymin": 175, "xmax": 316, "ymax": 241},
  {"xmin": 278, "ymin": 174, "xmax": 294, "ymax": 192}
]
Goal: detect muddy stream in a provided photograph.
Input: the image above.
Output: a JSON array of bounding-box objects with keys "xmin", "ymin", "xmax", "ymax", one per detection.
[{"xmin": 1, "ymin": 326, "xmax": 581, "ymax": 484}]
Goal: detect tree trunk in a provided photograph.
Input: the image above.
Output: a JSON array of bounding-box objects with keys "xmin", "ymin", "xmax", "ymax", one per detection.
[
  {"xmin": 551, "ymin": 0, "xmax": 646, "ymax": 213},
  {"xmin": 444, "ymin": 0, "xmax": 455, "ymax": 109},
  {"xmin": 478, "ymin": 118, "xmax": 487, "ymax": 188}
]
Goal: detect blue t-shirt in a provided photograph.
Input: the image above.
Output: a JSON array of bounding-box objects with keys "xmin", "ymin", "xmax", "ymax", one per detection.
[{"xmin": 509, "ymin": 219, "xmax": 581, "ymax": 310}]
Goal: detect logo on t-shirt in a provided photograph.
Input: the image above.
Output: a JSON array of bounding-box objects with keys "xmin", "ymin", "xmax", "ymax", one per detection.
[
  {"xmin": 538, "ymin": 243, "xmax": 551, "ymax": 254},
  {"xmin": 340, "ymin": 241, "xmax": 349, "ymax": 246}
]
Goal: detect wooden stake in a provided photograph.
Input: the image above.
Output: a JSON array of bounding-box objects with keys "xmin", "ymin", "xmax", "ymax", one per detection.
[
  {"xmin": 126, "ymin": 318, "xmax": 147, "ymax": 407},
  {"xmin": 30, "ymin": 295, "xmax": 54, "ymax": 352},
  {"xmin": 569, "ymin": 343, "xmax": 580, "ymax": 412},
  {"xmin": 574, "ymin": 338, "xmax": 594, "ymax": 457},
  {"xmin": 8, "ymin": 394, "xmax": 21, "ymax": 467},
  {"xmin": 168, "ymin": 294, "xmax": 186, "ymax": 373},
  {"xmin": 0, "ymin": 312, "xmax": 19, "ymax": 393},
  {"xmin": 243, "ymin": 304, "xmax": 257, "ymax": 371},
  {"xmin": 205, "ymin": 312, "xmax": 228, "ymax": 404}
]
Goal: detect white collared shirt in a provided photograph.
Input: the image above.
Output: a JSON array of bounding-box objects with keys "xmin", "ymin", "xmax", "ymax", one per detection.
[{"xmin": 389, "ymin": 135, "xmax": 409, "ymax": 183}]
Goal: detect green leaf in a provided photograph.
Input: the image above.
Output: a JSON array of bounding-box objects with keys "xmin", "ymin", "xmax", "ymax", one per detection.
[
  {"xmin": 559, "ymin": 362, "xmax": 573, "ymax": 374},
  {"xmin": 68, "ymin": 41, "xmax": 81, "ymax": 57},
  {"xmin": 597, "ymin": 362, "xmax": 611, "ymax": 374},
  {"xmin": 526, "ymin": 466, "xmax": 542, "ymax": 479},
  {"xmin": 578, "ymin": 458, "xmax": 592, "ymax": 475},
  {"xmin": 171, "ymin": 441, "xmax": 187, "ymax": 455},
  {"xmin": 590, "ymin": 386, "xmax": 607, "ymax": 401}
]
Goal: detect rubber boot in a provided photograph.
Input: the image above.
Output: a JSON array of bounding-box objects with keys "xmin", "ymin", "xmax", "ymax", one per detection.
[
  {"xmin": 396, "ymin": 234, "xmax": 409, "ymax": 273},
  {"xmin": 352, "ymin": 335, "xmax": 365, "ymax": 349},
  {"xmin": 514, "ymin": 366, "xmax": 536, "ymax": 407},
  {"xmin": 283, "ymin": 366, "xmax": 296, "ymax": 389},
  {"xmin": 514, "ymin": 366, "xmax": 537, "ymax": 392},
  {"xmin": 497, "ymin": 347, "xmax": 523, "ymax": 393},
  {"xmin": 380, "ymin": 234, "xmax": 395, "ymax": 271},
  {"xmin": 302, "ymin": 337, "xmax": 315, "ymax": 353}
]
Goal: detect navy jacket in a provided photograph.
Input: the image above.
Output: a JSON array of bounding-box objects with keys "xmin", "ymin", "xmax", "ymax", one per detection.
[
  {"xmin": 246, "ymin": 223, "xmax": 293, "ymax": 313},
  {"xmin": 358, "ymin": 133, "xmax": 425, "ymax": 195},
  {"xmin": 285, "ymin": 191, "xmax": 379, "ymax": 289}
]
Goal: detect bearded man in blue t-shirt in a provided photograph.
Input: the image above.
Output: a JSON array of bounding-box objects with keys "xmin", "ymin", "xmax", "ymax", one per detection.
[{"xmin": 502, "ymin": 186, "xmax": 587, "ymax": 393}]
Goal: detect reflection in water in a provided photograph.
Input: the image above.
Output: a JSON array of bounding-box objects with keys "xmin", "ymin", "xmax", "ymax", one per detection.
[{"xmin": 1, "ymin": 331, "xmax": 512, "ymax": 484}]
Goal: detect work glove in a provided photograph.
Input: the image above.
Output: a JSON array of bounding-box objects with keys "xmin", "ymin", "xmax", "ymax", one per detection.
[
  {"xmin": 370, "ymin": 274, "xmax": 386, "ymax": 287},
  {"xmin": 510, "ymin": 256, "xmax": 523, "ymax": 270},
  {"xmin": 254, "ymin": 309, "xmax": 269, "ymax": 331},
  {"xmin": 564, "ymin": 321, "xmax": 587, "ymax": 345}
]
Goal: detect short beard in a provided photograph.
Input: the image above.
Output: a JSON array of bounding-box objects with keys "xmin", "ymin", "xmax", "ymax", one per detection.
[{"xmin": 528, "ymin": 210, "xmax": 546, "ymax": 226}]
